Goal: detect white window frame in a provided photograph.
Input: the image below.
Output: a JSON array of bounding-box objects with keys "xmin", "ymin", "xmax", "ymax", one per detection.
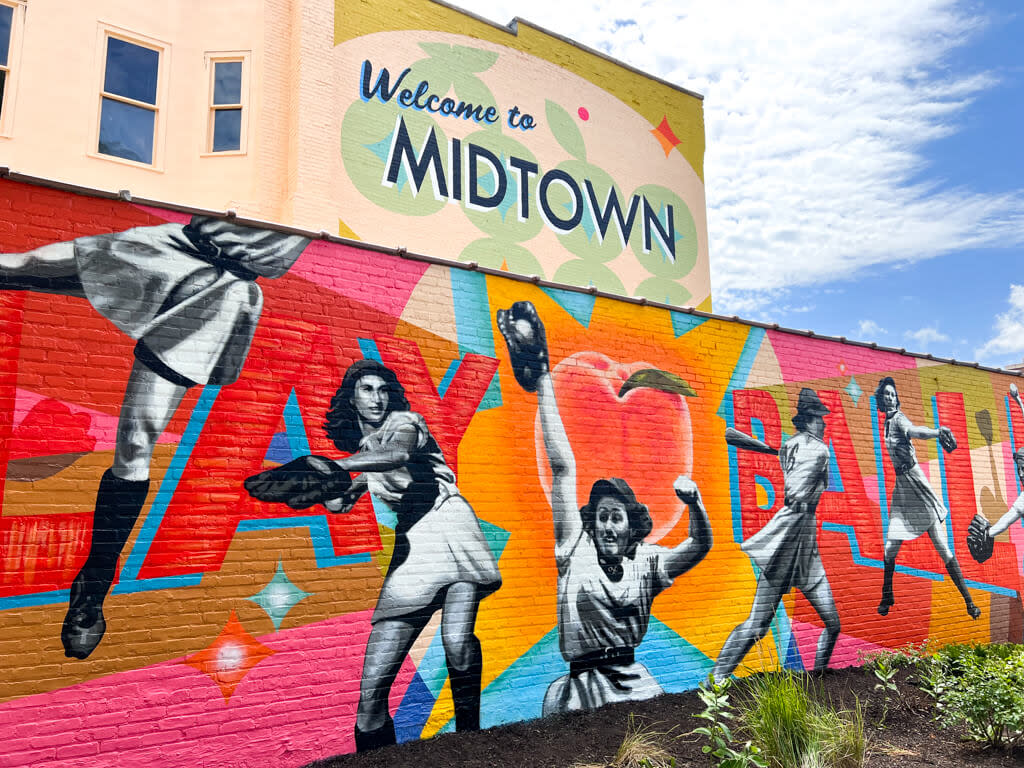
[
  {"xmin": 202, "ymin": 51, "xmax": 249, "ymax": 156},
  {"xmin": 0, "ymin": 0, "xmax": 27, "ymax": 138},
  {"xmin": 91, "ymin": 24, "xmax": 170, "ymax": 171}
]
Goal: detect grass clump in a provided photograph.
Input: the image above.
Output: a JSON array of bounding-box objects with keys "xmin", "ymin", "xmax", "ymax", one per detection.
[
  {"xmin": 574, "ymin": 714, "xmax": 677, "ymax": 768},
  {"xmin": 737, "ymin": 670, "xmax": 866, "ymax": 768}
]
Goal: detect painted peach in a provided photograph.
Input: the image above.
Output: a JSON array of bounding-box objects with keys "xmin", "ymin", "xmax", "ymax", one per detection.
[{"xmin": 536, "ymin": 351, "xmax": 694, "ymax": 542}]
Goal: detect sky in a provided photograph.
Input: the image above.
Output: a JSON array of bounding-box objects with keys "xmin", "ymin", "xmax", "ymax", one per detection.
[{"xmin": 451, "ymin": 0, "xmax": 1024, "ymax": 369}]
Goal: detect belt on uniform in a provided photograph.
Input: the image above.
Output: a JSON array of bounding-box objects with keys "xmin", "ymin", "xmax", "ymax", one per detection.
[{"xmin": 569, "ymin": 648, "xmax": 634, "ymax": 676}]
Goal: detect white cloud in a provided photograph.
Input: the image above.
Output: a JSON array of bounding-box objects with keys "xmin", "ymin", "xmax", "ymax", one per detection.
[
  {"xmin": 855, "ymin": 319, "xmax": 887, "ymax": 338},
  {"xmin": 904, "ymin": 326, "xmax": 950, "ymax": 350},
  {"xmin": 450, "ymin": 0, "xmax": 1024, "ymax": 313},
  {"xmin": 976, "ymin": 284, "xmax": 1024, "ymax": 366}
]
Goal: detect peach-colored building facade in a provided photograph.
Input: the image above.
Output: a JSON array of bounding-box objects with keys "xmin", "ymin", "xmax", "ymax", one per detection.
[{"xmin": 0, "ymin": 0, "xmax": 712, "ymax": 308}]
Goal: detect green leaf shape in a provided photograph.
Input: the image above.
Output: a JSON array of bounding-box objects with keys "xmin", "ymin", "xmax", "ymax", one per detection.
[
  {"xmin": 545, "ymin": 99, "xmax": 586, "ymax": 161},
  {"xmin": 552, "ymin": 259, "xmax": 624, "ymax": 295},
  {"xmin": 634, "ymin": 276, "xmax": 692, "ymax": 307},
  {"xmin": 419, "ymin": 43, "xmax": 499, "ymax": 74},
  {"xmin": 459, "ymin": 238, "xmax": 543, "ymax": 276},
  {"xmin": 340, "ymin": 101, "xmax": 447, "ymax": 217},
  {"xmin": 618, "ymin": 368, "xmax": 697, "ymax": 399}
]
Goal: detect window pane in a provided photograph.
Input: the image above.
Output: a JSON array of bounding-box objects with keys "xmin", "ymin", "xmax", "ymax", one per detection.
[
  {"xmin": 98, "ymin": 97, "xmax": 155, "ymax": 164},
  {"xmin": 0, "ymin": 70, "xmax": 6, "ymax": 118},
  {"xmin": 212, "ymin": 108, "xmax": 241, "ymax": 152},
  {"xmin": 104, "ymin": 38, "xmax": 158, "ymax": 104},
  {"xmin": 213, "ymin": 61, "xmax": 242, "ymax": 105},
  {"xmin": 0, "ymin": 5, "xmax": 12, "ymax": 67}
]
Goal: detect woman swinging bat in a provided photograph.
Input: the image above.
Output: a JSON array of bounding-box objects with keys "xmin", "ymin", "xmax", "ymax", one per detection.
[{"xmin": 714, "ymin": 388, "xmax": 841, "ymax": 679}]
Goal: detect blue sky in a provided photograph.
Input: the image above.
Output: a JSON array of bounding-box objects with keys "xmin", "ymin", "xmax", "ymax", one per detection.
[{"xmin": 454, "ymin": 0, "xmax": 1024, "ymax": 368}]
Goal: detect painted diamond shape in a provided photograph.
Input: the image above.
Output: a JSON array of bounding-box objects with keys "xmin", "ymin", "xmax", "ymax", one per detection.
[
  {"xmin": 650, "ymin": 115, "xmax": 682, "ymax": 157},
  {"xmin": 248, "ymin": 561, "xmax": 312, "ymax": 630},
  {"xmin": 845, "ymin": 376, "xmax": 863, "ymax": 407},
  {"xmin": 184, "ymin": 610, "xmax": 275, "ymax": 702}
]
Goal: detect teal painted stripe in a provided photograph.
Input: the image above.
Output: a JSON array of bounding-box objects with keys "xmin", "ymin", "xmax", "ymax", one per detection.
[
  {"xmin": 236, "ymin": 516, "xmax": 372, "ymax": 568},
  {"xmin": 121, "ymin": 385, "xmax": 222, "ymax": 582},
  {"xmin": 869, "ymin": 396, "xmax": 891, "ymax": 538},
  {"xmin": 539, "ymin": 286, "xmax": 596, "ymax": 327},
  {"xmin": 283, "ymin": 389, "xmax": 312, "ymax": 457},
  {"xmin": 719, "ymin": 327, "xmax": 767, "ymax": 544}
]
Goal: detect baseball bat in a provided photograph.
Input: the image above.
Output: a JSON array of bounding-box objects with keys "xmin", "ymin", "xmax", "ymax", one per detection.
[{"xmin": 724, "ymin": 426, "xmax": 779, "ymax": 455}]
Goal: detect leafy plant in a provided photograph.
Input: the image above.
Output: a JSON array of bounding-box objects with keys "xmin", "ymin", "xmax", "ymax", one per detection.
[
  {"xmin": 859, "ymin": 649, "xmax": 901, "ymax": 723},
  {"xmin": 927, "ymin": 643, "xmax": 1024, "ymax": 749},
  {"xmin": 691, "ymin": 674, "xmax": 766, "ymax": 768}
]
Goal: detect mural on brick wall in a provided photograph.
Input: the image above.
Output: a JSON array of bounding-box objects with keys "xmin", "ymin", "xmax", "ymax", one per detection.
[
  {"xmin": 2, "ymin": 178, "xmax": 1024, "ymax": 767},
  {"xmin": 331, "ymin": 0, "xmax": 711, "ymax": 309}
]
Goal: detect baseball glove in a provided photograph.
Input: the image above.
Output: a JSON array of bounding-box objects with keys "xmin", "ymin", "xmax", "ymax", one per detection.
[
  {"xmin": 967, "ymin": 513, "xmax": 994, "ymax": 563},
  {"xmin": 496, "ymin": 300, "xmax": 549, "ymax": 392},
  {"xmin": 938, "ymin": 426, "xmax": 957, "ymax": 453},
  {"xmin": 244, "ymin": 455, "xmax": 352, "ymax": 510}
]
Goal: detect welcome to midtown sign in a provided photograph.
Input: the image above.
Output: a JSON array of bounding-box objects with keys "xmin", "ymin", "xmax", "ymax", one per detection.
[{"xmin": 333, "ymin": 2, "xmax": 711, "ymax": 309}]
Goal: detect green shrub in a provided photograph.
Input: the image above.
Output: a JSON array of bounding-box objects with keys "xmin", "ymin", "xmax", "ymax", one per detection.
[
  {"xmin": 928, "ymin": 643, "xmax": 1024, "ymax": 749},
  {"xmin": 691, "ymin": 674, "xmax": 766, "ymax": 768}
]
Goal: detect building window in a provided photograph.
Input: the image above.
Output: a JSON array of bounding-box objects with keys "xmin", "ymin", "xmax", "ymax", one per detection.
[
  {"xmin": 208, "ymin": 57, "xmax": 246, "ymax": 153},
  {"xmin": 98, "ymin": 35, "xmax": 161, "ymax": 165},
  {"xmin": 0, "ymin": 3, "xmax": 14, "ymax": 123}
]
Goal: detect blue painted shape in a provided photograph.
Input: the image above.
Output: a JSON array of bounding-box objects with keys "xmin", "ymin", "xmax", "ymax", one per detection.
[
  {"xmin": 669, "ymin": 310, "xmax": 706, "ymax": 338},
  {"xmin": 450, "ymin": 269, "xmax": 502, "ymax": 412},
  {"xmin": 826, "ymin": 441, "xmax": 845, "ymax": 493},
  {"xmin": 358, "ymin": 338, "xmax": 382, "ymax": 362},
  {"xmin": 236, "ymin": 516, "xmax": 373, "ymax": 568},
  {"xmin": 0, "ymin": 571, "xmax": 207, "ymax": 611},
  {"xmin": 1006, "ymin": 396, "xmax": 1022, "ymax": 496},
  {"xmin": 479, "ymin": 518, "xmax": 511, "ymax": 562},
  {"xmin": 869, "ymin": 395, "xmax": 890, "ymax": 538},
  {"xmin": 754, "ymin": 475, "xmax": 776, "ymax": 511},
  {"xmin": 282, "ymin": 389, "xmax": 312, "ymax": 458},
  {"xmin": 121, "ymin": 385, "xmax": 222, "ymax": 583},
  {"xmin": 931, "ymin": 395, "xmax": 958, "ymax": 556},
  {"xmin": 264, "ymin": 432, "xmax": 291, "ymax": 464},
  {"xmin": 437, "ymin": 359, "xmax": 461, "ymax": 398},
  {"xmin": 634, "ymin": 617, "xmax": 714, "ymax": 693},
  {"xmin": 371, "ymin": 494, "xmax": 397, "ymax": 530},
  {"xmin": 395, "ymin": 671, "xmax": 437, "ymax": 743},
  {"xmin": 783, "ymin": 631, "xmax": 806, "ymax": 672},
  {"xmin": 749, "ymin": 417, "xmax": 766, "ymax": 441},
  {"xmin": 821, "ymin": 521, "xmax": 1017, "ymax": 597},
  {"xmin": 540, "ymin": 286, "xmax": 596, "ymax": 327},
  {"xmin": 767, "ymin": 597, "xmax": 794, "ymax": 672},
  {"xmin": 718, "ymin": 327, "xmax": 768, "ymax": 543}
]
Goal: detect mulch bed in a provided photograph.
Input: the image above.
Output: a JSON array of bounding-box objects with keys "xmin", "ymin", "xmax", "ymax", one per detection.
[{"xmin": 305, "ymin": 667, "xmax": 1024, "ymax": 767}]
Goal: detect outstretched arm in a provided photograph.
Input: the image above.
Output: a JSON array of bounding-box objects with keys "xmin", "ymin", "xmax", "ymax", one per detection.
[
  {"xmin": 497, "ymin": 301, "xmax": 580, "ymax": 550},
  {"xmin": 537, "ymin": 371, "xmax": 582, "ymax": 550},
  {"xmin": 662, "ymin": 476, "xmax": 713, "ymax": 580},
  {"xmin": 324, "ymin": 473, "xmax": 369, "ymax": 513}
]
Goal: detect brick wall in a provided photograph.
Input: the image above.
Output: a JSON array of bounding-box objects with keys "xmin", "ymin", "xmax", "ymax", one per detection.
[{"xmin": 0, "ymin": 177, "xmax": 1020, "ymax": 766}]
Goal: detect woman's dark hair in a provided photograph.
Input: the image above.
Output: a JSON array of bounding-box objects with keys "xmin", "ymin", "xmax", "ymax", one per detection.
[
  {"xmin": 579, "ymin": 478, "xmax": 653, "ymax": 555},
  {"xmin": 874, "ymin": 376, "xmax": 900, "ymax": 413},
  {"xmin": 324, "ymin": 359, "xmax": 410, "ymax": 452}
]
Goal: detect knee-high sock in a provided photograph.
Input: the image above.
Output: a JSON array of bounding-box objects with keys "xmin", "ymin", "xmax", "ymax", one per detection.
[
  {"xmin": 354, "ymin": 715, "xmax": 396, "ymax": 752},
  {"xmin": 62, "ymin": 469, "xmax": 150, "ymax": 659},
  {"xmin": 878, "ymin": 557, "xmax": 896, "ymax": 613},
  {"xmin": 448, "ymin": 636, "xmax": 482, "ymax": 732}
]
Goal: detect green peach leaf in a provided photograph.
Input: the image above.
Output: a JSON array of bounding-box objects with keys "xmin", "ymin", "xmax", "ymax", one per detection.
[
  {"xmin": 419, "ymin": 43, "xmax": 499, "ymax": 73},
  {"xmin": 545, "ymin": 99, "xmax": 586, "ymax": 161},
  {"xmin": 618, "ymin": 369, "xmax": 697, "ymax": 399}
]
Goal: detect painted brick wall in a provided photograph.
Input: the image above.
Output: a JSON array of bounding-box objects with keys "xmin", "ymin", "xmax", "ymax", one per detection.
[{"xmin": 0, "ymin": 176, "xmax": 1021, "ymax": 766}]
